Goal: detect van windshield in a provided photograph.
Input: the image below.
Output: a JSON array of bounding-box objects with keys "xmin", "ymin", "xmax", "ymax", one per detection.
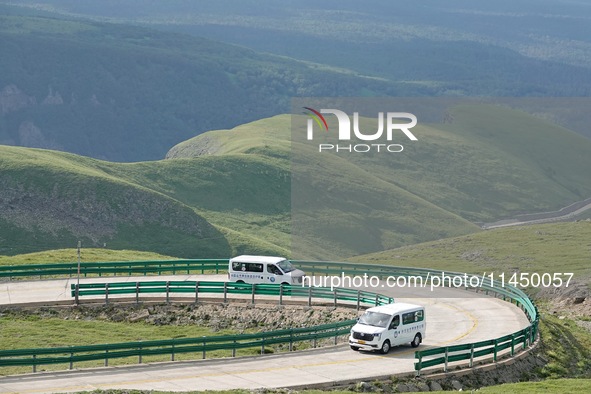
[
  {"xmin": 277, "ymin": 260, "xmax": 295, "ymax": 273},
  {"xmin": 358, "ymin": 311, "xmax": 390, "ymax": 328}
]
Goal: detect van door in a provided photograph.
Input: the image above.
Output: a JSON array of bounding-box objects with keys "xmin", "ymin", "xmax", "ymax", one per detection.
[
  {"xmin": 387, "ymin": 314, "xmax": 402, "ymax": 346},
  {"xmin": 266, "ymin": 264, "xmax": 285, "ymax": 284}
]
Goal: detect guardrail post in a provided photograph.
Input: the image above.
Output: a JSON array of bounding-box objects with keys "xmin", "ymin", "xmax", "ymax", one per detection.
[
  {"xmin": 375, "ymin": 294, "xmax": 379, "ymax": 306},
  {"xmin": 202, "ymin": 336, "xmax": 206, "ymax": 359},
  {"xmin": 511, "ymin": 334, "xmax": 515, "ymax": 356},
  {"xmin": 357, "ymin": 290, "xmax": 361, "ymax": 311},
  {"xmin": 232, "ymin": 340, "xmax": 236, "ymax": 357},
  {"xmin": 416, "ymin": 352, "xmax": 422, "ymax": 377},
  {"xmin": 75, "ymin": 283, "xmax": 79, "ymax": 305},
  {"xmin": 308, "ymin": 287, "xmax": 312, "ymax": 306},
  {"xmin": 105, "ymin": 350, "xmax": 109, "ymax": 366},
  {"xmin": 171, "ymin": 344, "xmax": 175, "ymax": 361},
  {"xmin": 469, "ymin": 343, "xmax": 474, "ymax": 368},
  {"xmin": 166, "ymin": 281, "xmax": 170, "ymax": 304},
  {"xmin": 223, "ymin": 282, "xmax": 228, "ymax": 303},
  {"xmin": 444, "ymin": 347, "xmax": 449, "ymax": 372},
  {"xmin": 313, "ymin": 334, "xmax": 317, "ymax": 348},
  {"xmin": 135, "ymin": 282, "xmax": 140, "ymax": 304},
  {"xmin": 493, "ymin": 339, "xmax": 498, "ymax": 362},
  {"xmin": 334, "ymin": 327, "xmax": 338, "ymax": 345},
  {"xmin": 251, "ymin": 284, "xmax": 256, "ymax": 304},
  {"xmin": 261, "ymin": 336, "xmax": 265, "ymax": 354},
  {"xmin": 289, "ymin": 328, "xmax": 294, "ymax": 351},
  {"xmin": 279, "ymin": 284, "xmax": 283, "ymax": 305},
  {"xmin": 195, "ymin": 281, "xmax": 199, "ymax": 304},
  {"xmin": 525, "ymin": 326, "xmax": 530, "ymax": 349},
  {"xmin": 69, "ymin": 352, "xmax": 73, "ymax": 370},
  {"xmin": 105, "ymin": 283, "xmax": 109, "ymax": 305},
  {"xmin": 32, "ymin": 355, "xmax": 36, "ymax": 373}
]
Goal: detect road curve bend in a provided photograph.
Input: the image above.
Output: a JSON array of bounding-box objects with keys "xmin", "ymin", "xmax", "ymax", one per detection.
[{"xmin": 0, "ymin": 275, "xmax": 530, "ymax": 393}]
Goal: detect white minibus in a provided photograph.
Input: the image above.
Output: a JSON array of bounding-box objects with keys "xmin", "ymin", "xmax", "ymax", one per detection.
[
  {"xmin": 349, "ymin": 302, "xmax": 425, "ymax": 354},
  {"xmin": 228, "ymin": 255, "xmax": 306, "ymax": 285}
]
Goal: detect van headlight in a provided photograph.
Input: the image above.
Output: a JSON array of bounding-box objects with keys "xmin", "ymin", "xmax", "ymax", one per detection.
[{"xmin": 373, "ymin": 333, "xmax": 381, "ymax": 340}]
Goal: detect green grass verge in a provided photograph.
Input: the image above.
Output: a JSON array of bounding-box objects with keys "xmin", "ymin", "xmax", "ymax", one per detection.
[{"xmin": 0, "ymin": 314, "xmax": 259, "ymax": 376}]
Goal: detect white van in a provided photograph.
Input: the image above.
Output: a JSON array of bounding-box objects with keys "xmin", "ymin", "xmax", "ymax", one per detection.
[
  {"xmin": 349, "ymin": 303, "xmax": 425, "ymax": 354},
  {"xmin": 228, "ymin": 255, "xmax": 306, "ymax": 285}
]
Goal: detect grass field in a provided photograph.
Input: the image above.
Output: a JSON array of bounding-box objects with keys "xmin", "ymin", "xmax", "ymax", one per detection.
[
  {"xmin": 0, "ymin": 248, "xmax": 178, "ymax": 266},
  {"xmin": 0, "ymin": 314, "xmax": 247, "ymax": 376},
  {"xmin": 353, "ymin": 221, "xmax": 591, "ymax": 281}
]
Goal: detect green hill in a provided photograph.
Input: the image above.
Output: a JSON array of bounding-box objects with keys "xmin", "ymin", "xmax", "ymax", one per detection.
[
  {"xmin": 351, "ymin": 221, "xmax": 591, "ymax": 280},
  {"xmin": 1, "ymin": 103, "xmax": 591, "ymax": 259},
  {"xmin": 338, "ymin": 104, "xmax": 591, "ymax": 222},
  {"xmin": 162, "ymin": 104, "xmax": 591, "ymax": 260},
  {"xmin": 0, "ymin": 145, "xmax": 231, "ymax": 257}
]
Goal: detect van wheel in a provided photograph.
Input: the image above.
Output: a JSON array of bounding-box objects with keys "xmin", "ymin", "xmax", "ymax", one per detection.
[
  {"xmin": 281, "ymin": 282, "xmax": 290, "ymax": 286},
  {"xmin": 379, "ymin": 340, "xmax": 391, "ymax": 354},
  {"xmin": 411, "ymin": 333, "xmax": 422, "ymax": 348},
  {"xmin": 236, "ymin": 280, "xmax": 245, "ymax": 284},
  {"xmin": 350, "ymin": 346, "xmax": 360, "ymax": 351}
]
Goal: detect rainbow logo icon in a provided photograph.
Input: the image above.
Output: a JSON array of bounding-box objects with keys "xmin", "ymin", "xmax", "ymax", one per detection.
[{"xmin": 303, "ymin": 107, "xmax": 328, "ymax": 131}]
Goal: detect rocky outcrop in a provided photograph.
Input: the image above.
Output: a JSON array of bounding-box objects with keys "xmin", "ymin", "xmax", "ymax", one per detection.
[
  {"xmin": 41, "ymin": 88, "xmax": 64, "ymax": 105},
  {"xmin": 0, "ymin": 84, "xmax": 36, "ymax": 114}
]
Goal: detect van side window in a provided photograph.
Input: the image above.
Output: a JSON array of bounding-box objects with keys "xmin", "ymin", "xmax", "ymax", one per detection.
[
  {"xmin": 267, "ymin": 264, "xmax": 281, "ymax": 275},
  {"xmin": 402, "ymin": 310, "xmax": 424, "ymax": 324},
  {"xmin": 233, "ymin": 262, "xmax": 263, "ymax": 272},
  {"xmin": 389, "ymin": 315, "xmax": 400, "ymax": 329}
]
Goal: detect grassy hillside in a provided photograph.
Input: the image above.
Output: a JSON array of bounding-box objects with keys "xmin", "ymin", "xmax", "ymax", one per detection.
[
  {"xmin": 352, "ymin": 221, "xmax": 591, "ymax": 279},
  {"xmin": 2, "ymin": 102, "xmax": 591, "ymax": 259},
  {"xmin": 164, "ymin": 114, "xmax": 479, "ymax": 259},
  {"xmin": 342, "ymin": 104, "xmax": 591, "ymax": 222},
  {"xmin": 0, "ymin": 145, "xmax": 231, "ymax": 257}
]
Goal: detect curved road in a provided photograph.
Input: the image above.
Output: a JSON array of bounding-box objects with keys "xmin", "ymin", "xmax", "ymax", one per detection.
[{"xmin": 0, "ymin": 275, "xmax": 530, "ymax": 393}]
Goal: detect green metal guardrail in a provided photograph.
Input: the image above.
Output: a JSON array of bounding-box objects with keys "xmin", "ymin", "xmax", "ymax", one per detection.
[
  {"xmin": 0, "ymin": 259, "xmax": 227, "ymax": 279},
  {"xmin": 0, "ymin": 280, "xmax": 392, "ymax": 372},
  {"xmin": 0, "ymin": 259, "xmax": 539, "ymax": 376},
  {"xmin": 0, "ymin": 320, "xmax": 355, "ymax": 372},
  {"xmin": 289, "ymin": 261, "xmax": 539, "ymax": 375},
  {"xmin": 70, "ymin": 281, "xmax": 393, "ymax": 309}
]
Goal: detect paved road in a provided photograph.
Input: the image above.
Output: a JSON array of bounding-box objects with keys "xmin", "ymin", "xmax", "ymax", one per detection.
[
  {"xmin": 483, "ymin": 197, "xmax": 591, "ymax": 229},
  {"xmin": 0, "ymin": 276, "xmax": 530, "ymax": 393}
]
